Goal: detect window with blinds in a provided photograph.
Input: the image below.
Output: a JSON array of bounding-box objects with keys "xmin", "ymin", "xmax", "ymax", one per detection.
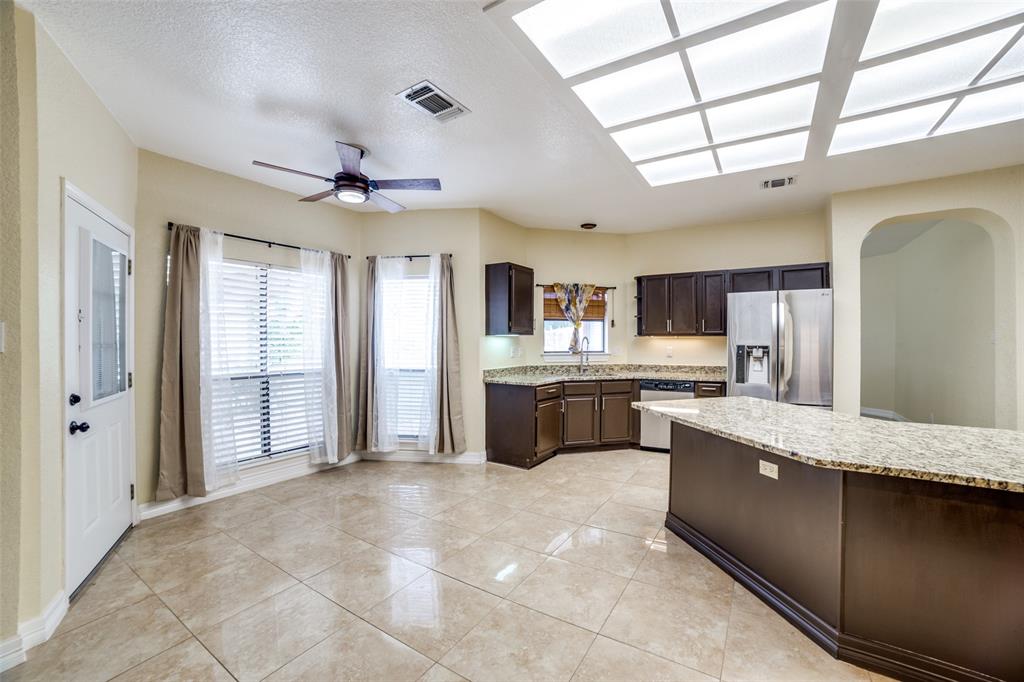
[
  {"xmin": 378, "ymin": 275, "xmax": 432, "ymax": 440},
  {"xmin": 542, "ymin": 286, "xmax": 608, "ymax": 353},
  {"xmin": 210, "ymin": 260, "xmax": 325, "ymax": 463}
]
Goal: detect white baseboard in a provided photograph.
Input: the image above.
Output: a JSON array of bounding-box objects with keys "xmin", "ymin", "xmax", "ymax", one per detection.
[
  {"xmin": 1, "ymin": 590, "xmax": 69, "ymax": 672},
  {"xmin": 139, "ymin": 452, "xmax": 360, "ymax": 522},
  {"xmin": 359, "ymin": 450, "xmax": 485, "ymax": 464},
  {"xmin": 860, "ymin": 407, "xmax": 908, "ymax": 422}
]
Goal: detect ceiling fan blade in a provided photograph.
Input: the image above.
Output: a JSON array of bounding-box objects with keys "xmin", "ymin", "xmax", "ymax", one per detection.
[
  {"xmin": 335, "ymin": 142, "xmax": 363, "ymax": 176},
  {"xmin": 372, "ymin": 178, "xmax": 442, "ymax": 191},
  {"xmin": 252, "ymin": 160, "xmax": 334, "ymax": 182},
  {"xmin": 299, "ymin": 189, "xmax": 336, "ymax": 203},
  {"xmin": 368, "ymin": 190, "xmax": 405, "ymax": 213}
]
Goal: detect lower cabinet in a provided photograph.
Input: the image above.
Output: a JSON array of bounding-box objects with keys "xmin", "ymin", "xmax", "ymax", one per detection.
[
  {"xmin": 535, "ymin": 398, "xmax": 563, "ymax": 457},
  {"xmin": 600, "ymin": 381, "xmax": 633, "ymax": 443},
  {"xmin": 563, "ymin": 382, "xmax": 599, "ymax": 446}
]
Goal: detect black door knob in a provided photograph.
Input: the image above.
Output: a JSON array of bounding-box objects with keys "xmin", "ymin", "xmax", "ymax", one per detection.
[
  {"xmin": 69, "ymin": 393, "xmax": 81, "ymax": 406},
  {"xmin": 69, "ymin": 421, "xmax": 90, "ymax": 435}
]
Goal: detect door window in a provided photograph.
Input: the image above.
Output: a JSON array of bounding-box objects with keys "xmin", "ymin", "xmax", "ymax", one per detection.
[{"xmin": 91, "ymin": 239, "xmax": 127, "ymax": 401}]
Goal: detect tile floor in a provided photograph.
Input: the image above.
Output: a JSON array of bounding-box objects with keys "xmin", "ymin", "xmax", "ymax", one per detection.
[{"xmin": 8, "ymin": 450, "xmax": 891, "ymax": 681}]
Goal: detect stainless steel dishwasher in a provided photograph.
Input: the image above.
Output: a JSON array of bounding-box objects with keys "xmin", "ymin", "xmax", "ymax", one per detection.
[{"xmin": 639, "ymin": 380, "xmax": 695, "ymax": 451}]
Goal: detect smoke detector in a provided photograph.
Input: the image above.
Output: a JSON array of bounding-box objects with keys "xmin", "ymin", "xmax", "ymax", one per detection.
[
  {"xmin": 760, "ymin": 176, "xmax": 797, "ymax": 190},
  {"xmin": 398, "ymin": 80, "xmax": 470, "ymax": 122}
]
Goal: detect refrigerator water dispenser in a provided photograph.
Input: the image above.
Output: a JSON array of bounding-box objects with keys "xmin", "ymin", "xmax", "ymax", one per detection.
[{"xmin": 735, "ymin": 344, "xmax": 770, "ymax": 385}]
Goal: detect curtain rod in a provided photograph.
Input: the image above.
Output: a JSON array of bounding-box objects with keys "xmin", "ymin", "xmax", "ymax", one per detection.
[
  {"xmin": 536, "ymin": 284, "xmax": 617, "ymax": 290},
  {"xmin": 367, "ymin": 254, "xmax": 452, "ymax": 260},
  {"xmin": 166, "ymin": 222, "xmax": 350, "ymax": 259}
]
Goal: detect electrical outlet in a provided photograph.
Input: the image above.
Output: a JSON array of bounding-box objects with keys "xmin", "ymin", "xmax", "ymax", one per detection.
[
  {"xmin": 758, "ymin": 460, "xmax": 778, "ymax": 480},
  {"xmin": 666, "ymin": 345, "xmax": 673, "ymax": 358}
]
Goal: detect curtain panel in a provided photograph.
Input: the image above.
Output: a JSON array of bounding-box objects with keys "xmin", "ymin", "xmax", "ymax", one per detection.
[
  {"xmin": 552, "ymin": 282, "xmax": 598, "ymax": 353},
  {"xmin": 542, "ymin": 286, "xmax": 607, "ymax": 321},
  {"xmin": 434, "ymin": 254, "xmax": 466, "ymax": 454},
  {"xmin": 355, "ymin": 256, "xmax": 378, "ymax": 452}
]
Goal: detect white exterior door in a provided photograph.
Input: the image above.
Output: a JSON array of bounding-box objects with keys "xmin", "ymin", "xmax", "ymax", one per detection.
[{"xmin": 64, "ymin": 188, "xmax": 134, "ymax": 596}]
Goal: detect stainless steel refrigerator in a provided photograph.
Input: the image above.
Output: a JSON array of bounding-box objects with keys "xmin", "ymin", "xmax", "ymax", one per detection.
[{"xmin": 726, "ymin": 289, "xmax": 833, "ymax": 407}]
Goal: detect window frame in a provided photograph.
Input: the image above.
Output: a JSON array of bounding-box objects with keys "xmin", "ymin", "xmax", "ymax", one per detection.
[{"xmin": 542, "ymin": 317, "xmax": 610, "ymax": 355}]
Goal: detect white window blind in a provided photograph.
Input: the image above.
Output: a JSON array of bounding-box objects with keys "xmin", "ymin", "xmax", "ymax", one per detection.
[
  {"xmin": 210, "ymin": 260, "xmax": 325, "ymax": 463},
  {"xmin": 379, "ymin": 275, "xmax": 432, "ymax": 440}
]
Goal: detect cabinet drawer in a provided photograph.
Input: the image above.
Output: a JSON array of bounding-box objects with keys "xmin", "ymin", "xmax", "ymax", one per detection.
[
  {"xmin": 600, "ymin": 380, "xmax": 633, "ymax": 394},
  {"xmin": 695, "ymin": 382, "xmax": 725, "ymax": 397},
  {"xmin": 535, "ymin": 384, "xmax": 562, "ymax": 401},
  {"xmin": 563, "ymin": 381, "xmax": 598, "ymax": 396}
]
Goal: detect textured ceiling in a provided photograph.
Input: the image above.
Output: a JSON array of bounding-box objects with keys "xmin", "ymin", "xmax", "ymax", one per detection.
[{"xmin": 22, "ymin": 0, "xmax": 1024, "ymax": 233}]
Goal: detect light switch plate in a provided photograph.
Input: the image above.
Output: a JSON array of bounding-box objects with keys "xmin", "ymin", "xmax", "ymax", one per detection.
[{"xmin": 758, "ymin": 460, "xmax": 778, "ymax": 480}]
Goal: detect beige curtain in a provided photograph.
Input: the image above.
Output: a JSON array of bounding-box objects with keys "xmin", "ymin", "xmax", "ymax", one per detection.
[
  {"xmin": 156, "ymin": 224, "xmax": 206, "ymax": 500},
  {"xmin": 435, "ymin": 254, "xmax": 466, "ymax": 454},
  {"xmin": 553, "ymin": 282, "xmax": 597, "ymax": 353},
  {"xmin": 355, "ymin": 256, "xmax": 378, "ymax": 451},
  {"xmin": 331, "ymin": 253, "xmax": 353, "ymax": 458}
]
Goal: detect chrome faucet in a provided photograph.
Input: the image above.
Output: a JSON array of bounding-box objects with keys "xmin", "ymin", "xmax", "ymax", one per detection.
[{"xmin": 578, "ymin": 336, "xmax": 590, "ymax": 375}]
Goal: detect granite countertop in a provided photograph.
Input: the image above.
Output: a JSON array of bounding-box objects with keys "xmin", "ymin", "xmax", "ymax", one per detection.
[
  {"xmin": 633, "ymin": 396, "xmax": 1024, "ymax": 492},
  {"xmin": 483, "ymin": 363, "xmax": 727, "ymax": 386}
]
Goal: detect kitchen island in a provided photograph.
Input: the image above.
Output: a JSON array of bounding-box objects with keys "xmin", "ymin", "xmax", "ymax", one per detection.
[{"xmin": 634, "ymin": 397, "xmax": 1024, "ymax": 682}]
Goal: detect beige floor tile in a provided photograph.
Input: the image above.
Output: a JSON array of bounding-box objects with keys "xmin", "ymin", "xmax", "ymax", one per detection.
[
  {"xmin": 551, "ymin": 525, "xmax": 651, "ymax": 578},
  {"xmin": 486, "ymin": 510, "xmax": 580, "ymax": 554},
  {"xmin": 116, "ymin": 512, "xmax": 221, "ymax": 564},
  {"xmin": 304, "ymin": 543, "xmax": 428, "ymax": 615},
  {"xmin": 113, "ymin": 637, "xmax": 234, "ymax": 681},
  {"xmin": 721, "ymin": 590, "xmax": 869, "ymax": 681},
  {"xmin": 601, "ymin": 580, "xmax": 731, "ymax": 676},
  {"xmin": 527, "ymin": 488, "xmax": 614, "ymax": 524},
  {"xmin": 381, "ymin": 518, "xmax": 481, "ymax": 568},
  {"xmin": 419, "ymin": 663, "xmax": 468, "ymax": 681},
  {"xmin": 184, "ymin": 491, "xmax": 286, "ymax": 530},
  {"xmin": 195, "ymin": 583, "xmax": 354, "ymax": 681},
  {"xmin": 331, "ymin": 501, "xmax": 428, "ymax": 544},
  {"xmin": 125, "ymin": 532, "xmax": 257, "ymax": 593},
  {"xmin": 508, "ymin": 557, "xmax": 628, "ymax": 632},
  {"xmin": 365, "ymin": 571, "xmax": 501, "ymax": 660},
  {"xmin": 610, "ymin": 483, "xmax": 669, "ymax": 512},
  {"xmin": 634, "ymin": 529, "xmax": 734, "ymax": 597},
  {"xmin": 266, "ymin": 617, "xmax": 432, "ymax": 681},
  {"xmin": 556, "ymin": 475, "xmax": 625, "ymax": 498},
  {"xmin": 431, "ymin": 497, "xmax": 517, "ymax": 534},
  {"xmin": 571, "ymin": 636, "xmax": 716, "ymax": 682},
  {"xmin": 367, "ymin": 483, "xmax": 471, "ymax": 517},
  {"xmin": 474, "ymin": 477, "xmax": 553, "ymax": 508},
  {"xmin": 158, "ymin": 553, "xmax": 297, "ymax": 631},
  {"xmin": 436, "ymin": 538, "xmax": 546, "ymax": 597},
  {"xmin": 292, "ymin": 491, "xmax": 380, "ymax": 526},
  {"xmin": 586, "ymin": 500, "xmax": 665, "ymax": 539},
  {"xmin": 227, "ymin": 510, "xmax": 366, "ymax": 579},
  {"xmin": 5, "ymin": 596, "xmax": 189, "ymax": 682},
  {"xmin": 57, "ymin": 554, "xmax": 152, "ymax": 635},
  {"xmin": 260, "ymin": 475, "xmax": 336, "ymax": 507},
  {"xmin": 440, "ymin": 601, "xmax": 595, "ymax": 682},
  {"xmin": 626, "ymin": 460, "xmax": 670, "ymax": 490}
]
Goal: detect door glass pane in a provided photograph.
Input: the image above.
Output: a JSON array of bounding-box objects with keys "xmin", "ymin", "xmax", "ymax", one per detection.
[{"xmin": 92, "ymin": 240, "xmax": 127, "ymax": 400}]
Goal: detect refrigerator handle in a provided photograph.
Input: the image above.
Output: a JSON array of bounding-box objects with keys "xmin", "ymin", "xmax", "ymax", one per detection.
[{"xmin": 772, "ymin": 298, "xmax": 781, "ymax": 401}]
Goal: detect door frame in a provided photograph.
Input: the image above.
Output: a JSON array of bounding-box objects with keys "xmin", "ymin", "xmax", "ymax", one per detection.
[{"xmin": 61, "ymin": 179, "xmax": 138, "ymax": 597}]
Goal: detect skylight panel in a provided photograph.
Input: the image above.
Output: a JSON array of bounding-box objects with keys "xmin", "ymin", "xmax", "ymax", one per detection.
[
  {"xmin": 981, "ymin": 35, "xmax": 1024, "ymax": 83},
  {"xmin": 669, "ymin": 1, "xmax": 782, "ymax": 38},
  {"xmin": 705, "ymin": 83, "xmax": 818, "ymax": 143},
  {"xmin": 512, "ymin": 0, "xmax": 673, "ymax": 78},
  {"xmin": 611, "ymin": 113, "xmax": 709, "ymax": 161},
  {"xmin": 637, "ymin": 151, "xmax": 718, "ymax": 186},
  {"xmin": 842, "ymin": 27, "xmax": 1019, "ymax": 117},
  {"xmin": 828, "ymin": 100, "xmax": 952, "ymax": 155},
  {"xmin": 572, "ymin": 54, "xmax": 695, "ymax": 127},
  {"xmin": 686, "ymin": 0, "xmax": 836, "ymax": 101},
  {"xmin": 938, "ymin": 82, "xmax": 1024, "ymax": 135},
  {"xmin": 717, "ymin": 131, "xmax": 809, "ymax": 174},
  {"xmin": 860, "ymin": 0, "xmax": 1024, "ymax": 60}
]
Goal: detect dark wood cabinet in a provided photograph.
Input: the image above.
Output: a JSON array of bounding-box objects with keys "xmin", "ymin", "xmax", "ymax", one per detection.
[
  {"xmin": 778, "ymin": 262, "xmax": 830, "ymax": 290},
  {"xmin": 485, "ymin": 262, "xmax": 534, "ymax": 335},
  {"xmin": 669, "ymin": 274, "xmax": 698, "ymax": 335},
  {"xmin": 535, "ymin": 398, "xmax": 562, "ymax": 457},
  {"xmin": 600, "ymin": 393, "xmax": 633, "ymax": 442},
  {"xmin": 698, "ymin": 271, "xmax": 727, "ymax": 335},
  {"xmin": 638, "ymin": 275, "xmax": 670, "ymax": 335},
  {"xmin": 729, "ymin": 267, "xmax": 775, "ymax": 293},
  {"xmin": 563, "ymin": 382, "xmax": 599, "ymax": 446},
  {"xmin": 695, "ymin": 382, "xmax": 726, "ymax": 398}
]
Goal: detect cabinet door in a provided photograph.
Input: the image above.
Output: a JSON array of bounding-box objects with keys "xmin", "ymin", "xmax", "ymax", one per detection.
[
  {"xmin": 778, "ymin": 262, "xmax": 829, "ymax": 290},
  {"xmin": 535, "ymin": 398, "xmax": 562, "ymax": 455},
  {"xmin": 600, "ymin": 393, "xmax": 633, "ymax": 443},
  {"xmin": 729, "ymin": 268, "xmax": 775, "ymax": 293},
  {"xmin": 639, "ymin": 276, "xmax": 669, "ymax": 335},
  {"xmin": 698, "ymin": 271, "xmax": 728, "ymax": 335},
  {"xmin": 509, "ymin": 264, "xmax": 535, "ymax": 334},
  {"xmin": 563, "ymin": 396, "xmax": 598, "ymax": 446},
  {"xmin": 669, "ymin": 274, "xmax": 698, "ymax": 335}
]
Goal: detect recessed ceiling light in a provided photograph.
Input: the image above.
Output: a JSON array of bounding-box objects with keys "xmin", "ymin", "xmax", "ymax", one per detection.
[
  {"xmin": 828, "ymin": 99, "xmax": 953, "ymax": 155},
  {"xmin": 842, "ymin": 27, "xmax": 1018, "ymax": 117},
  {"xmin": 669, "ymin": 0, "xmax": 783, "ymax": 38},
  {"xmin": 705, "ymin": 82, "xmax": 819, "ymax": 143},
  {"xmin": 686, "ymin": 0, "xmax": 836, "ymax": 101},
  {"xmin": 938, "ymin": 82, "xmax": 1024, "ymax": 135},
  {"xmin": 636, "ymin": 150, "xmax": 718, "ymax": 186},
  {"xmin": 860, "ymin": 0, "xmax": 1024, "ymax": 60},
  {"xmin": 610, "ymin": 112, "xmax": 708, "ymax": 161},
  {"xmin": 717, "ymin": 131, "xmax": 809, "ymax": 174},
  {"xmin": 512, "ymin": 0, "xmax": 672, "ymax": 78},
  {"xmin": 572, "ymin": 53, "xmax": 695, "ymax": 127},
  {"xmin": 982, "ymin": 34, "xmax": 1024, "ymax": 83}
]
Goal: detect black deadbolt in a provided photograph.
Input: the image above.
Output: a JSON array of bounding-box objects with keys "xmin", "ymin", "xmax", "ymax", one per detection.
[
  {"xmin": 69, "ymin": 421, "xmax": 90, "ymax": 435},
  {"xmin": 69, "ymin": 393, "xmax": 81, "ymax": 406}
]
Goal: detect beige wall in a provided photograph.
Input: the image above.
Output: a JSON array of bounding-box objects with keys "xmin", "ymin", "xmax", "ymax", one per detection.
[
  {"xmin": 133, "ymin": 150, "xmax": 363, "ymax": 502},
  {"xmin": 831, "ymin": 166, "xmax": 1022, "ymax": 429},
  {"xmin": 861, "ymin": 221, "xmax": 997, "ymax": 427}
]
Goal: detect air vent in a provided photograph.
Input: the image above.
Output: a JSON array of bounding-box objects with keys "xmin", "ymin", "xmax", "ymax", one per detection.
[
  {"xmin": 760, "ymin": 176, "xmax": 797, "ymax": 190},
  {"xmin": 399, "ymin": 80, "xmax": 470, "ymax": 122}
]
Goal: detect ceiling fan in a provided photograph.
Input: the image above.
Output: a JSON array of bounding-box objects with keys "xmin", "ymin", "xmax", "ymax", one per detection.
[{"xmin": 252, "ymin": 141, "xmax": 441, "ymax": 213}]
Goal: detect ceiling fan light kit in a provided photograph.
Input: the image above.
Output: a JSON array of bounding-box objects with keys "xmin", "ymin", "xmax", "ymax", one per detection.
[{"xmin": 252, "ymin": 141, "xmax": 442, "ymax": 213}]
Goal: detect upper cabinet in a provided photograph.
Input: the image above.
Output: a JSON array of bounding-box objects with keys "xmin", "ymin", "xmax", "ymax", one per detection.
[
  {"xmin": 486, "ymin": 262, "xmax": 534, "ymax": 335},
  {"xmin": 636, "ymin": 261, "xmax": 830, "ymax": 336}
]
